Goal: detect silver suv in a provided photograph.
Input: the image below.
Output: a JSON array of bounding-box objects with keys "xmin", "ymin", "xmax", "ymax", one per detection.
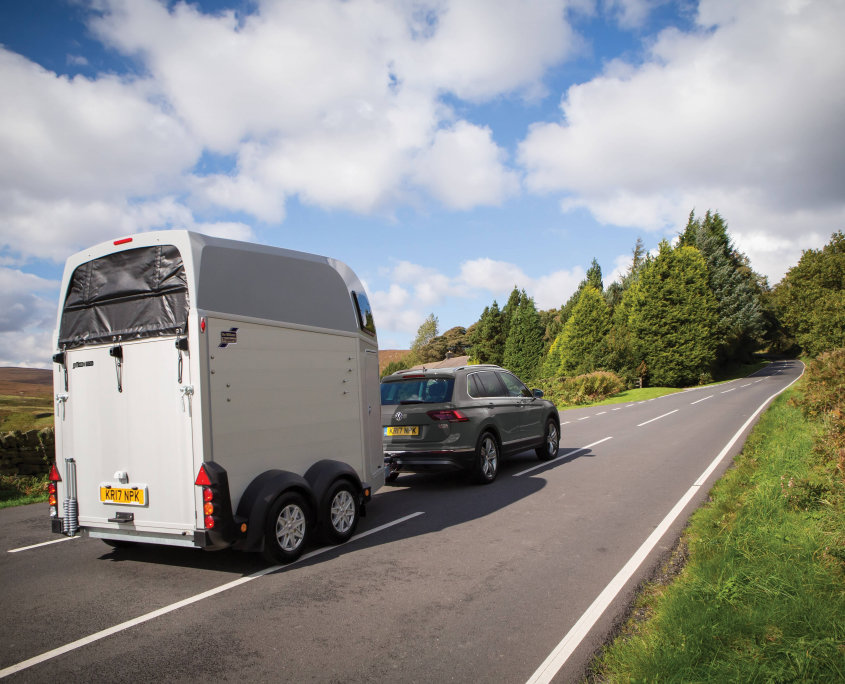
[{"xmin": 381, "ymin": 365, "xmax": 560, "ymax": 484}]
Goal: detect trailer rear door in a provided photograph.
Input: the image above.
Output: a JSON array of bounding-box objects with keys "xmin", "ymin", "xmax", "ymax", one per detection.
[{"xmin": 56, "ymin": 245, "xmax": 198, "ymax": 542}]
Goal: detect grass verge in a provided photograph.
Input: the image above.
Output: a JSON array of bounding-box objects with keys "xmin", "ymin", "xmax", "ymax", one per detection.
[
  {"xmin": 589, "ymin": 369, "xmax": 845, "ymax": 681},
  {"xmin": 0, "ymin": 473, "xmax": 49, "ymax": 508}
]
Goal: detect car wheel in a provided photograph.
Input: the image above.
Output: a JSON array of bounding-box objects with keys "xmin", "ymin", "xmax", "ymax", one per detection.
[
  {"xmin": 536, "ymin": 418, "xmax": 560, "ymax": 461},
  {"xmin": 320, "ymin": 480, "xmax": 360, "ymax": 545},
  {"xmin": 473, "ymin": 431, "xmax": 500, "ymax": 484},
  {"xmin": 263, "ymin": 491, "xmax": 311, "ymax": 564}
]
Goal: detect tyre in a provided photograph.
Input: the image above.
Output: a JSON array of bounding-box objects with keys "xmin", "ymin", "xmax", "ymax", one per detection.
[
  {"xmin": 385, "ymin": 470, "xmax": 400, "ymax": 484},
  {"xmin": 263, "ymin": 491, "xmax": 311, "ymax": 564},
  {"xmin": 472, "ymin": 431, "xmax": 500, "ymax": 484},
  {"xmin": 535, "ymin": 418, "xmax": 560, "ymax": 461},
  {"xmin": 320, "ymin": 479, "xmax": 360, "ymax": 545}
]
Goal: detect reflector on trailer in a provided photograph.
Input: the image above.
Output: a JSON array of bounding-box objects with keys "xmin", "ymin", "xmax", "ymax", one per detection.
[
  {"xmin": 48, "ymin": 463, "xmax": 62, "ymax": 482},
  {"xmin": 195, "ymin": 465, "xmax": 212, "ymax": 486},
  {"xmin": 114, "ymin": 237, "xmax": 133, "ymax": 245}
]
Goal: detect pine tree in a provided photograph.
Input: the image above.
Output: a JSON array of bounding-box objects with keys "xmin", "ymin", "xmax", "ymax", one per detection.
[
  {"xmin": 471, "ymin": 301, "xmax": 506, "ymax": 365},
  {"xmin": 410, "ymin": 313, "xmax": 439, "ymax": 360},
  {"xmin": 680, "ymin": 210, "xmax": 766, "ymax": 363},
  {"xmin": 556, "ymin": 286, "xmax": 611, "ymax": 377},
  {"xmin": 628, "ymin": 242, "xmax": 718, "ymax": 387},
  {"xmin": 501, "ymin": 287, "xmax": 522, "ymax": 341},
  {"xmin": 503, "ymin": 290, "xmax": 544, "ymax": 381}
]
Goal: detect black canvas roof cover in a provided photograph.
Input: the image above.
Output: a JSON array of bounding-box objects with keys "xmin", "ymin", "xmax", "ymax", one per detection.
[{"xmin": 58, "ymin": 245, "xmax": 189, "ymax": 349}]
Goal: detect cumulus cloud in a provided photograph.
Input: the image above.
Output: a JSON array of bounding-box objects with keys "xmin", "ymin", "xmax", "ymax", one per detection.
[
  {"xmin": 369, "ymin": 256, "xmax": 587, "ymax": 345},
  {"xmin": 413, "ymin": 122, "xmax": 520, "ymax": 209},
  {"xmin": 519, "ymin": 0, "xmax": 845, "ymax": 282}
]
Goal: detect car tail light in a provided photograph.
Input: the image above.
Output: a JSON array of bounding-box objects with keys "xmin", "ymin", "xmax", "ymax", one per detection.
[
  {"xmin": 427, "ymin": 409, "xmax": 469, "ymax": 422},
  {"xmin": 48, "ymin": 463, "xmax": 62, "ymax": 518}
]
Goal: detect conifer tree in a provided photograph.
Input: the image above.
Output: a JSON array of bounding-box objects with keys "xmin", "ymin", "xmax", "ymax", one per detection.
[
  {"xmin": 503, "ymin": 290, "xmax": 544, "ymax": 381},
  {"xmin": 628, "ymin": 242, "xmax": 718, "ymax": 387},
  {"xmin": 555, "ymin": 286, "xmax": 611, "ymax": 377},
  {"xmin": 680, "ymin": 210, "xmax": 766, "ymax": 363},
  {"xmin": 470, "ymin": 302, "xmax": 505, "ymax": 365}
]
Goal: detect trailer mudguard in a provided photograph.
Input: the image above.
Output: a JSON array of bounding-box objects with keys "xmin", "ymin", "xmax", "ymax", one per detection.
[
  {"xmin": 234, "ymin": 470, "xmax": 317, "ymax": 552},
  {"xmin": 200, "ymin": 461, "xmax": 238, "ymax": 550},
  {"xmin": 303, "ymin": 460, "xmax": 363, "ymax": 505}
]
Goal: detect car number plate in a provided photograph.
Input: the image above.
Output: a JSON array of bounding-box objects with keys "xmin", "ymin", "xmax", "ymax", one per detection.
[
  {"xmin": 100, "ymin": 486, "xmax": 146, "ymax": 506},
  {"xmin": 384, "ymin": 426, "xmax": 419, "ymax": 437}
]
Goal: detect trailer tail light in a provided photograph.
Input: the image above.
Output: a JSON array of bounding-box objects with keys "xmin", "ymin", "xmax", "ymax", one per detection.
[
  {"xmin": 113, "ymin": 237, "xmax": 133, "ymax": 246},
  {"xmin": 48, "ymin": 463, "xmax": 62, "ymax": 518},
  {"xmin": 196, "ymin": 465, "xmax": 217, "ymax": 529},
  {"xmin": 427, "ymin": 409, "xmax": 469, "ymax": 422}
]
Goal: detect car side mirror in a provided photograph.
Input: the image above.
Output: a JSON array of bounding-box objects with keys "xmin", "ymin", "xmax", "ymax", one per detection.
[{"xmin": 532, "ymin": 389, "xmax": 544, "ymax": 398}]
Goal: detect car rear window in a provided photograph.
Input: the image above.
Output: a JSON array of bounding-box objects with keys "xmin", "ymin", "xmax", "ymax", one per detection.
[{"xmin": 381, "ymin": 378, "xmax": 455, "ymax": 405}]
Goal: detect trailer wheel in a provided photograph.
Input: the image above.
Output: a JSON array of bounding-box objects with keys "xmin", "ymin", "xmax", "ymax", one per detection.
[
  {"xmin": 263, "ymin": 491, "xmax": 311, "ymax": 564},
  {"xmin": 320, "ymin": 479, "xmax": 360, "ymax": 545}
]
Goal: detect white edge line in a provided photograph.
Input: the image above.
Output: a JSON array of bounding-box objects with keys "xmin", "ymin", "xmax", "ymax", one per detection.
[
  {"xmin": 690, "ymin": 395, "xmax": 714, "ymax": 406},
  {"xmin": 636, "ymin": 409, "xmax": 679, "ymax": 427},
  {"xmin": 8, "ymin": 536, "xmax": 80, "ymax": 554},
  {"xmin": 513, "ymin": 437, "xmax": 613, "ymax": 478},
  {"xmin": 0, "ymin": 511, "xmax": 425, "ymax": 679},
  {"xmin": 525, "ymin": 365, "xmax": 804, "ymax": 684},
  {"xmin": 721, "ymin": 388, "xmax": 736, "ymax": 394}
]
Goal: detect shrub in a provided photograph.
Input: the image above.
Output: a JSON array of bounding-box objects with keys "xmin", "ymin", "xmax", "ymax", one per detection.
[{"xmin": 539, "ymin": 371, "xmax": 624, "ymax": 406}]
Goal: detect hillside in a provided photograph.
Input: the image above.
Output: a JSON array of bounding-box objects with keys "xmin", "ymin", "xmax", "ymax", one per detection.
[
  {"xmin": 379, "ymin": 349, "xmax": 410, "ymax": 373},
  {"xmin": 0, "ymin": 368, "xmax": 53, "ymax": 398}
]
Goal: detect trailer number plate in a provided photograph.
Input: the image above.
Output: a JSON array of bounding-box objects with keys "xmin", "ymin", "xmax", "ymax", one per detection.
[
  {"xmin": 384, "ymin": 426, "xmax": 419, "ymax": 436},
  {"xmin": 100, "ymin": 486, "xmax": 146, "ymax": 506}
]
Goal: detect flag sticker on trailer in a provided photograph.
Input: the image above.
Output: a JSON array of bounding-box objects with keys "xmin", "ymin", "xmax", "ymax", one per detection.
[{"xmin": 219, "ymin": 328, "xmax": 239, "ymax": 348}]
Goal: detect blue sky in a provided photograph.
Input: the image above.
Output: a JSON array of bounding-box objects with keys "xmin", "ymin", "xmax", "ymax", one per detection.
[{"xmin": 1, "ymin": 0, "xmax": 843, "ymax": 366}]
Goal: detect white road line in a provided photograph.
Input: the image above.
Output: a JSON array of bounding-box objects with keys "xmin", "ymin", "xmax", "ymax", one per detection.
[
  {"xmin": 690, "ymin": 395, "xmax": 714, "ymax": 406},
  {"xmin": 525, "ymin": 366, "xmax": 804, "ymax": 684},
  {"xmin": 8, "ymin": 536, "xmax": 80, "ymax": 554},
  {"xmin": 740, "ymin": 384, "xmax": 751, "ymax": 388},
  {"xmin": 561, "ymin": 421, "xmax": 571, "ymax": 425},
  {"xmin": 596, "ymin": 411, "xmax": 607, "ymax": 416},
  {"xmin": 578, "ymin": 416, "xmax": 590, "ymax": 421},
  {"xmin": 513, "ymin": 437, "xmax": 613, "ymax": 477},
  {"xmin": 0, "ymin": 512, "xmax": 425, "ymax": 680},
  {"xmin": 721, "ymin": 388, "xmax": 736, "ymax": 394},
  {"xmin": 636, "ymin": 409, "xmax": 678, "ymax": 427},
  {"xmin": 612, "ymin": 408, "xmax": 622, "ymax": 411}
]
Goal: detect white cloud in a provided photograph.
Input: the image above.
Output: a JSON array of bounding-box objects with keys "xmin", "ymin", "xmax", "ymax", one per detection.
[
  {"xmin": 519, "ymin": 0, "xmax": 845, "ymax": 282},
  {"xmin": 0, "ymin": 268, "xmax": 60, "ymax": 368},
  {"xmin": 413, "ymin": 122, "xmax": 520, "ymax": 209}
]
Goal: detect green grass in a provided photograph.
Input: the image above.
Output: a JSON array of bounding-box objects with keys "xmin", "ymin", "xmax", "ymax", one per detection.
[
  {"xmin": 591, "ymin": 387, "xmax": 845, "ymax": 682},
  {"xmin": 0, "ymin": 473, "xmax": 49, "ymax": 508},
  {"xmin": 0, "ymin": 394, "xmax": 54, "ymax": 432},
  {"xmin": 558, "ymin": 361, "xmax": 769, "ymax": 411},
  {"xmin": 560, "ymin": 386, "xmax": 682, "ymax": 410}
]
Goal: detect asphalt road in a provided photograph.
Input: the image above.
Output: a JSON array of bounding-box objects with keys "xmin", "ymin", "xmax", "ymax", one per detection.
[{"xmin": 0, "ymin": 360, "xmax": 803, "ymax": 683}]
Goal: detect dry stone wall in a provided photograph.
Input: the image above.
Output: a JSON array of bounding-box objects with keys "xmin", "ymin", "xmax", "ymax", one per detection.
[{"xmin": 0, "ymin": 428, "xmax": 55, "ymax": 476}]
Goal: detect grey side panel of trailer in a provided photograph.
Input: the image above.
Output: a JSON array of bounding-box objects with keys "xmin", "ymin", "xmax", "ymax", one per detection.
[{"xmin": 195, "ymin": 245, "xmax": 358, "ymax": 333}]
